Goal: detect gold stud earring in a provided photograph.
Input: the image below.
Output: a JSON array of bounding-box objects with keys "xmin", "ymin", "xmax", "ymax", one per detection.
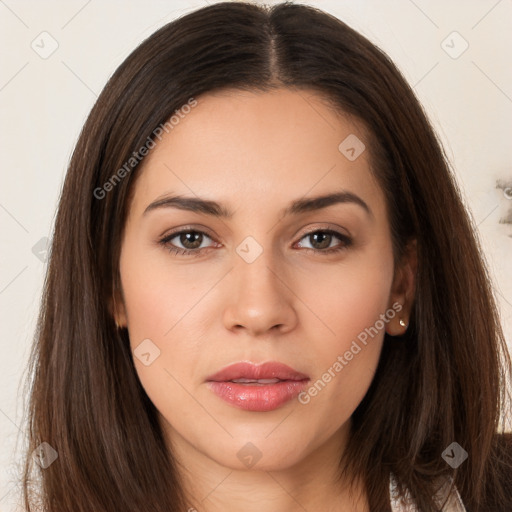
[{"xmin": 399, "ymin": 318, "xmax": 407, "ymax": 328}]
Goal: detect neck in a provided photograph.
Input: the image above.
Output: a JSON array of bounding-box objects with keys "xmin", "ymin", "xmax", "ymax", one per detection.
[{"xmin": 165, "ymin": 421, "xmax": 369, "ymax": 512}]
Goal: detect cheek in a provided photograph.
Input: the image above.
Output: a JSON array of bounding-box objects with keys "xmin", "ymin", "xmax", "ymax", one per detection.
[
  {"xmin": 301, "ymin": 247, "xmax": 394, "ymax": 354},
  {"xmin": 118, "ymin": 240, "xmax": 214, "ymax": 401},
  {"xmin": 294, "ymin": 245, "xmax": 394, "ymax": 419},
  {"xmin": 119, "ymin": 240, "xmax": 208, "ymax": 343}
]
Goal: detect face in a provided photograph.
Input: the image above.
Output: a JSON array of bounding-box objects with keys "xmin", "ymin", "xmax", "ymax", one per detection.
[{"xmin": 115, "ymin": 88, "xmax": 412, "ymax": 474}]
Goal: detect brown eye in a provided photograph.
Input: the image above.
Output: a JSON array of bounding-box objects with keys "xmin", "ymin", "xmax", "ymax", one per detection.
[
  {"xmin": 177, "ymin": 231, "xmax": 204, "ymax": 250},
  {"xmin": 159, "ymin": 229, "xmax": 217, "ymax": 256},
  {"xmin": 308, "ymin": 231, "xmax": 333, "ymax": 249},
  {"xmin": 296, "ymin": 229, "xmax": 352, "ymax": 254}
]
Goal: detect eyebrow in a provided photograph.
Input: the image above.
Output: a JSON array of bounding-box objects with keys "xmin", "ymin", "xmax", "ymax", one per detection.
[{"xmin": 143, "ymin": 190, "xmax": 373, "ymax": 219}]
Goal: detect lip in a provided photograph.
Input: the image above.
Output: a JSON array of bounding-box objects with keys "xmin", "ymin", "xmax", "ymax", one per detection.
[{"xmin": 206, "ymin": 361, "xmax": 309, "ymax": 412}]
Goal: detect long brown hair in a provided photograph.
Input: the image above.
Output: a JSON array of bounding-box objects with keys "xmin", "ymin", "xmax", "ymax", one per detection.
[{"xmin": 21, "ymin": 2, "xmax": 512, "ymax": 510}]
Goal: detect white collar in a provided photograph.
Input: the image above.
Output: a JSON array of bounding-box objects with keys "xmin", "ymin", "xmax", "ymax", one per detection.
[{"xmin": 389, "ymin": 473, "xmax": 466, "ymax": 511}]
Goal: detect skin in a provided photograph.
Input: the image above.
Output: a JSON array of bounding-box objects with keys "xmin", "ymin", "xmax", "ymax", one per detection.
[{"xmin": 114, "ymin": 88, "xmax": 416, "ymax": 512}]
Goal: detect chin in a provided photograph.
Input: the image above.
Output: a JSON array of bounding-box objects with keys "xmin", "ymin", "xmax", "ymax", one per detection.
[{"xmin": 211, "ymin": 434, "xmax": 311, "ymax": 472}]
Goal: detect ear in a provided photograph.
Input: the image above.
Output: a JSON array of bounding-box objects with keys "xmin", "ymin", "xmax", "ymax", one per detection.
[
  {"xmin": 385, "ymin": 239, "xmax": 417, "ymax": 336},
  {"xmin": 108, "ymin": 286, "xmax": 127, "ymax": 329}
]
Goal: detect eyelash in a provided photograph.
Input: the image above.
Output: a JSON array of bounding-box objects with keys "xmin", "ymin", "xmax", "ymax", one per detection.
[{"xmin": 158, "ymin": 227, "xmax": 353, "ymax": 257}]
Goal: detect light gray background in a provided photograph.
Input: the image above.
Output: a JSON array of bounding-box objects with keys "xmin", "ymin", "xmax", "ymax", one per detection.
[{"xmin": 1, "ymin": 0, "xmax": 511, "ymax": 509}]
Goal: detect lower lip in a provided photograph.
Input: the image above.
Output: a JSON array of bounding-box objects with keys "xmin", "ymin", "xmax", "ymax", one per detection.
[{"xmin": 207, "ymin": 380, "xmax": 308, "ymax": 412}]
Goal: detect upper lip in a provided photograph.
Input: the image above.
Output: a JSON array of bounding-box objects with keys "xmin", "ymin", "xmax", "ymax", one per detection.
[{"xmin": 206, "ymin": 361, "xmax": 309, "ymax": 382}]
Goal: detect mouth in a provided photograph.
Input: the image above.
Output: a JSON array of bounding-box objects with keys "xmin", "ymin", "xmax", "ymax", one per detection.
[
  {"xmin": 206, "ymin": 361, "xmax": 310, "ymax": 412},
  {"xmin": 228, "ymin": 378, "xmax": 286, "ymax": 385}
]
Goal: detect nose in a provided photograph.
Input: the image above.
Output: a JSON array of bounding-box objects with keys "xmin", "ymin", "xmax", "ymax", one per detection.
[{"xmin": 222, "ymin": 247, "xmax": 298, "ymax": 337}]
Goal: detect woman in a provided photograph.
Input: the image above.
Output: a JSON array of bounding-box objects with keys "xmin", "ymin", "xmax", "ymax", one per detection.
[{"xmin": 21, "ymin": 2, "xmax": 511, "ymax": 511}]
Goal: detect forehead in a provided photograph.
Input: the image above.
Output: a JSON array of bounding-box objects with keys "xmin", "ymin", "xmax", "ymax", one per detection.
[{"xmin": 129, "ymin": 88, "xmax": 385, "ymax": 218}]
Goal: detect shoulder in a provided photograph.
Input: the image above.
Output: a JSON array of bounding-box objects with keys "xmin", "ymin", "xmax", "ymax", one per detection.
[
  {"xmin": 466, "ymin": 432, "xmax": 512, "ymax": 511},
  {"xmin": 490, "ymin": 432, "xmax": 512, "ymax": 487}
]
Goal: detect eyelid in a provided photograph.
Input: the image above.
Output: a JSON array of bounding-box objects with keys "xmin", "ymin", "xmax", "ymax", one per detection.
[
  {"xmin": 158, "ymin": 224, "xmax": 215, "ymax": 239},
  {"xmin": 296, "ymin": 222, "xmax": 351, "ymax": 238}
]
